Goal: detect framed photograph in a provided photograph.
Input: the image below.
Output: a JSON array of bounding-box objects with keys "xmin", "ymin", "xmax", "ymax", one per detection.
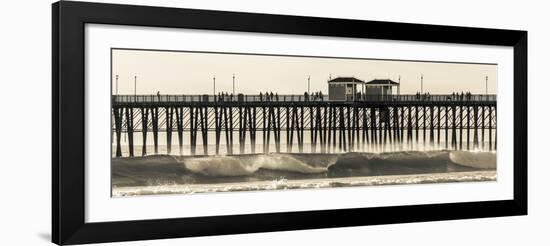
[{"xmin": 52, "ymin": 1, "xmax": 527, "ymax": 245}]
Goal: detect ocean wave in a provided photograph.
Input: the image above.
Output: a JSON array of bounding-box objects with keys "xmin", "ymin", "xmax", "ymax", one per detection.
[
  {"xmin": 181, "ymin": 153, "xmax": 336, "ymax": 177},
  {"xmin": 111, "ymin": 150, "xmax": 496, "ymax": 187},
  {"xmin": 449, "ymin": 151, "xmax": 496, "ymax": 169}
]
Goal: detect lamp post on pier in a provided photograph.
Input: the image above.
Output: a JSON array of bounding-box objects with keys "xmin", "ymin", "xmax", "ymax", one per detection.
[
  {"xmin": 485, "ymin": 76, "xmax": 489, "ymax": 95},
  {"xmin": 398, "ymin": 75, "xmax": 401, "ymax": 96},
  {"xmin": 115, "ymin": 74, "xmax": 119, "ymax": 97},
  {"xmin": 213, "ymin": 75, "xmax": 216, "ymax": 95},
  {"xmin": 420, "ymin": 74, "xmax": 424, "ymax": 94},
  {"xmin": 134, "ymin": 75, "xmax": 137, "ymax": 102},
  {"xmin": 307, "ymin": 75, "xmax": 310, "ymax": 95}
]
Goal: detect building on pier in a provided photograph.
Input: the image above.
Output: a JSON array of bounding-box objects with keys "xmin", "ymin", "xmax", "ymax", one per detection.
[
  {"xmin": 328, "ymin": 77, "xmax": 400, "ymax": 101},
  {"xmin": 364, "ymin": 79, "xmax": 400, "ymax": 100},
  {"xmin": 328, "ymin": 77, "xmax": 365, "ymax": 101}
]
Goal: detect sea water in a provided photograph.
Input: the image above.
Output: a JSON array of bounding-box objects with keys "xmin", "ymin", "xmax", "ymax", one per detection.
[{"xmin": 111, "ymin": 150, "xmax": 496, "ymax": 197}]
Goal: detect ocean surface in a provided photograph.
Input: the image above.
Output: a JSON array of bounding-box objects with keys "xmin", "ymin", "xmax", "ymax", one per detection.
[{"xmin": 112, "ymin": 150, "xmax": 497, "ymax": 196}]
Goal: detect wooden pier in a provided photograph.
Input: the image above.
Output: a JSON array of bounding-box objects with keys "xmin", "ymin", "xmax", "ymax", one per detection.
[{"xmin": 112, "ymin": 94, "xmax": 497, "ymax": 157}]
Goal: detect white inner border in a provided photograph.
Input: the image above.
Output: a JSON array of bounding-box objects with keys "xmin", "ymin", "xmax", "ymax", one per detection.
[{"xmin": 85, "ymin": 24, "xmax": 514, "ymax": 223}]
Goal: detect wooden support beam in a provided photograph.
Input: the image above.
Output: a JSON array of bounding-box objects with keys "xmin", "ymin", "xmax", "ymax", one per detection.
[
  {"xmin": 379, "ymin": 108, "xmax": 383, "ymax": 147},
  {"xmin": 362, "ymin": 107, "xmax": 368, "ymax": 151},
  {"xmin": 452, "ymin": 106, "xmax": 457, "ymax": 150},
  {"xmin": 340, "ymin": 106, "xmax": 346, "ymax": 152},
  {"xmin": 289, "ymin": 107, "xmax": 296, "ymax": 152},
  {"xmin": 243, "ymin": 107, "xmax": 247, "ymax": 154},
  {"xmin": 429, "ymin": 106, "xmax": 434, "ymax": 146},
  {"xmin": 350, "ymin": 106, "xmax": 353, "ymax": 151},
  {"xmin": 384, "ymin": 108, "xmax": 389, "ymax": 150},
  {"xmin": 200, "ymin": 107, "xmax": 208, "ymax": 155},
  {"xmin": 467, "ymin": 106, "xmax": 471, "ymax": 150},
  {"xmin": 165, "ymin": 107, "xmax": 173, "ymax": 155},
  {"xmin": 266, "ymin": 106, "xmax": 272, "ymax": 153},
  {"xmin": 445, "ymin": 106, "xmax": 449, "ymax": 149},
  {"xmin": 262, "ymin": 106, "xmax": 266, "ymax": 153},
  {"xmin": 275, "ymin": 106, "xmax": 281, "ymax": 153},
  {"xmin": 407, "ymin": 106, "xmax": 412, "ymax": 146},
  {"xmin": 402, "ymin": 107, "xmax": 406, "ymax": 147},
  {"xmin": 250, "ymin": 107, "xmax": 257, "ymax": 153},
  {"xmin": 481, "ymin": 106, "xmax": 485, "ymax": 150},
  {"xmin": 285, "ymin": 106, "xmax": 293, "ymax": 153},
  {"xmin": 322, "ymin": 106, "xmax": 328, "ymax": 153},
  {"xmin": 353, "ymin": 105, "xmax": 361, "ymax": 150},
  {"xmin": 141, "ymin": 107, "xmax": 149, "ymax": 156},
  {"xmin": 151, "ymin": 107, "xmax": 159, "ymax": 154},
  {"xmin": 459, "ymin": 106, "xmax": 463, "ymax": 150},
  {"xmin": 437, "ymin": 106, "xmax": 441, "ymax": 147},
  {"xmin": 298, "ymin": 107, "xmax": 304, "ymax": 153},
  {"xmin": 239, "ymin": 107, "xmax": 244, "ymax": 154},
  {"xmin": 222, "ymin": 107, "xmax": 231, "ymax": 155},
  {"xmin": 190, "ymin": 106, "xmax": 197, "ymax": 155},
  {"xmin": 393, "ymin": 107, "xmax": 398, "ymax": 146},
  {"xmin": 125, "ymin": 107, "xmax": 134, "ymax": 157},
  {"xmin": 229, "ymin": 106, "xmax": 234, "ymax": 154},
  {"xmin": 175, "ymin": 107, "xmax": 183, "ymax": 155},
  {"xmin": 214, "ymin": 106, "xmax": 221, "ymax": 155},
  {"xmin": 315, "ymin": 106, "xmax": 323, "ymax": 153},
  {"xmin": 310, "ymin": 106, "xmax": 315, "ymax": 153},
  {"xmin": 415, "ymin": 106, "xmax": 419, "ymax": 146},
  {"xmin": 473, "ymin": 106, "xmax": 479, "ymax": 149},
  {"xmin": 382, "ymin": 109, "xmax": 387, "ymax": 148},
  {"xmin": 113, "ymin": 107, "xmax": 122, "ymax": 157},
  {"xmin": 423, "ymin": 106, "xmax": 426, "ymax": 147},
  {"xmin": 328, "ymin": 106, "xmax": 334, "ymax": 152},
  {"xmin": 376, "ymin": 107, "xmax": 378, "ymax": 149},
  {"xmin": 489, "ymin": 107, "xmax": 493, "ymax": 150}
]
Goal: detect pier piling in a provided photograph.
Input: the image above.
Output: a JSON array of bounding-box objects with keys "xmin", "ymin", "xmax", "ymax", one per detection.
[{"xmin": 112, "ymin": 94, "xmax": 496, "ymax": 157}]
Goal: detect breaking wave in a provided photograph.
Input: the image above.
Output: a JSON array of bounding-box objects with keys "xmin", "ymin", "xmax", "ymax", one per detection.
[
  {"xmin": 182, "ymin": 154, "xmax": 336, "ymax": 177},
  {"xmin": 111, "ymin": 151, "xmax": 495, "ymax": 187}
]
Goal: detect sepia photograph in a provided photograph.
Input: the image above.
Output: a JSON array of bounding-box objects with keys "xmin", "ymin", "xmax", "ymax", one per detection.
[
  {"xmin": 47, "ymin": 2, "xmax": 530, "ymax": 245},
  {"xmin": 110, "ymin": 48, "xmax": 497, "ymax": 197}
]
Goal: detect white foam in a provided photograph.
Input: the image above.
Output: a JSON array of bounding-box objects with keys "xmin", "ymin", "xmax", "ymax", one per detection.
[
  {"xmin": 449, "ymin": 151, "xmax": 496, "ymax": 169},
  {"xmin": 181, "ymin": 154, "xmax": 337, "ymax": 177}
]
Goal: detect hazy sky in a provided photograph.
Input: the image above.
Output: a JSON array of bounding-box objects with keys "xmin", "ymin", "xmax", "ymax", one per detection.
[{"xmin": 112, "ymin": 49, "xmax": 497, "ymax": 95}]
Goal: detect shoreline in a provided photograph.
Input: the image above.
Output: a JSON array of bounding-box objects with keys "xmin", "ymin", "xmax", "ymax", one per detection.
[{"xmin": 112, "ymin": 170, "xmax": 497, "ymax": 197}]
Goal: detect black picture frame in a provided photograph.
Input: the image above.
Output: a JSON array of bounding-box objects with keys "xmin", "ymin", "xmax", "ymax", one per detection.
[{"xmin": 52, "ymin": 1, "xmax": 527, "ymax": 245}]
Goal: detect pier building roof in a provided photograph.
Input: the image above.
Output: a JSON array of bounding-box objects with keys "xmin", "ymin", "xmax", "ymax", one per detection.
[
  {"xmin": 365, "ymin": 79, "xmax": 399, "ymax": 86},
  {"xmin": 328, "ymin": 77, "xmax": 365, "ymax": 83}
]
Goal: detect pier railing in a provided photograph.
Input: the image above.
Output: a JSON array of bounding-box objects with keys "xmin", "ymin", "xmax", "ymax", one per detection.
[{"xmin": 112, "ymin": 94, "xmax": 496, "ymax": 103}]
